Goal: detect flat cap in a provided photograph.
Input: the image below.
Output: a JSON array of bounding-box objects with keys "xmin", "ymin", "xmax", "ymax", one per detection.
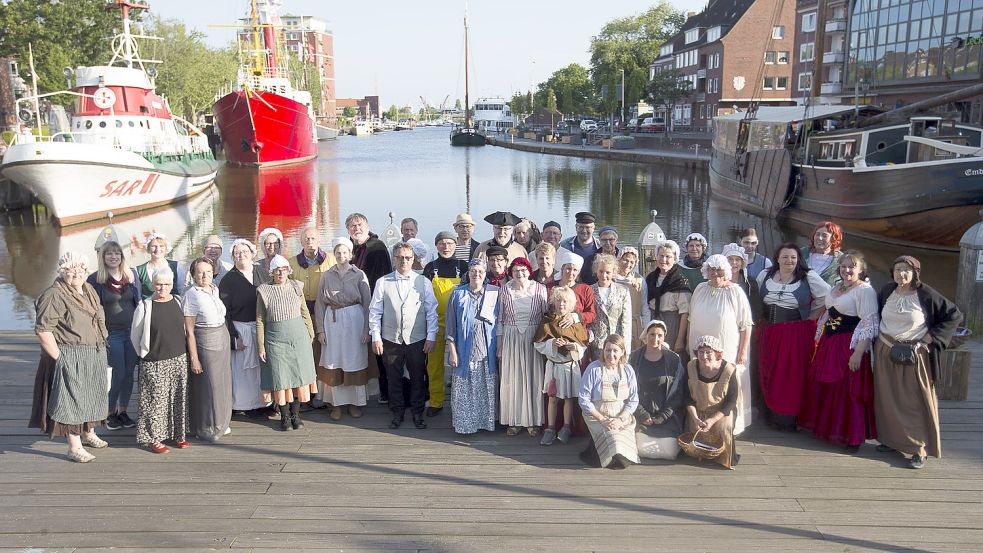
[
  {"xmin": 574, "ymin": 211, "xmax": 596, "ymax": 224},
  {"xmin": 485, "ymin": 245, "xmax": 509, "ymax": 257}
]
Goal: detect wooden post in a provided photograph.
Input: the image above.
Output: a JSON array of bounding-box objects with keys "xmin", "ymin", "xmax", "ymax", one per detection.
[{"xmin": 937, "ymin": 349, "xmax": 971, "ymax": 401}]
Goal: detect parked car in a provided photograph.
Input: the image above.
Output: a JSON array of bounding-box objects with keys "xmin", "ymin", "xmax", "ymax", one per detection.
[
  {"xmin": 557, "ymin": 120, "xmax": 569, "ymax": 131},
  {"xmin": 580, "ymin": 119, "xmax": 598, "ymax": 132},
  {"xmin": 639, "ymin": 117, "xmax": 666, "ymax": 132}
]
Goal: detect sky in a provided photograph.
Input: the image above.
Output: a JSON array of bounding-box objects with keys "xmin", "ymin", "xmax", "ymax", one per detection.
[{"xmin": 152, "ymin": 0, "xmax": 706, "ymax": 109}]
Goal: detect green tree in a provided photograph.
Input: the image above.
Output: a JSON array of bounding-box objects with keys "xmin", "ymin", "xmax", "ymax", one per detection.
[
  {"xmin": 589, "ymin": 2, "xmax": 686, "ymax": 113},
  {"xmin": 454, "ymin": 98, "xmax": 462, "ymax": 110},
  {"xmin": 343, "ymin": 106, "xmax": 357, "ymax": 118},
  {"xmin": 545, "ymin": 88, "xmax": 558, "ymax": 112},
  {"xmin": 645, "ymin": 68, "xmax": 693, "ymax": 134},
  {"xmin": 385, "ymin": 104, "xmax": 398, "ymax": 120},
  {"xmin": 509, "ymin": 92, "xmax": 526, "ymax": 118},
  {"xmin": 150, "ymin": 18, "xmax": 237, "ymax": 118},
  {"xmin": 536, "ymin": 64, "xmax": 592, "ymax": 117},
  {"xmin": 0, "ymin": 0, "xmax": 122, "ymax": 102}
]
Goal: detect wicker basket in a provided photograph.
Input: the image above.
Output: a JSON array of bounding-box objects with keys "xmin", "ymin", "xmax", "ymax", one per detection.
[
  {"xmin": 678, "ymin": 429, "xmax": 725, "ymax": 460},
  {"xmin": 948, "ymin": 327, "xmax": 971, "ymax": 350}
]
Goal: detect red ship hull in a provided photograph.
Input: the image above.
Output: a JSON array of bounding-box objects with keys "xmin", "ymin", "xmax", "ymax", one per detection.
[{"xmin": 213, "ymin": 90, "xmax": 317, "ymax": 167}]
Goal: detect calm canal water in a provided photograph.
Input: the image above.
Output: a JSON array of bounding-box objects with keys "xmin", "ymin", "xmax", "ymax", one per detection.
[{"xmin": 0, "ymin": 126, "xmax": 958, "ymax": 329}]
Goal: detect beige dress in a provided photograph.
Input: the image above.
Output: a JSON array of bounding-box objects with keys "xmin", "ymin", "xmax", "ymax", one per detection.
[
  {"xmin": 583, "ymin": 363, "xmax": 640, "ymax": 468},
  {"xmin": 684, "ymin": 360, "xmax": 737, "ymax": 469},
  {"xmin": 314, "ymin": 264, "xmax": 373, "ymax": 407},
  {"xmin": 498, "ymin": 281, "xmax": 547, "ymax": 427}
]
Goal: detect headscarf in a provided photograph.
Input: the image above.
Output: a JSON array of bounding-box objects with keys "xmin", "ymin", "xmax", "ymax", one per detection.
[
  {"xmin": 599, "ymin": 225, "xmax": 619, "ymax": 237},
  {"xmin": 468, "ymin": 257, "xmax": 487, "ymax": 269},
  {"xmin": 202, "ymin": 234, "xmax": 223, "ymax": 252},
  {"xmin": 268, "ymin": 254, "xmax": 291, "ymax": 275},
  {"xmin": 406, "ymin": 238, "xmax": 429, "ymax": 262},
  {"xmin": 695, "ymin": 335, "xmax": 724, "ymax": 352},
  {"xmin": 720, "ymin": 242, "xmax": 748, "ymax": 264},
  {"xmin": 555, "ymin": 250, "xmax": 584, "ymax": 273},
  {"xmin": 642, "ymin": 319, "xmax": 668, "ymax": 336},
  {"xmin": 231, "ymin": 238, "xmax": 257, "ymax": 255},
  {"xmin": 57, "ymin": 251, "xmax": 90, "ymax": 275},
  {"xmin": 892, "ymin": 255, "xmax": 921, "ymax": 288},
  {"xmin": 701, "ymin": 254, "xmax": 733, "ymax": 281},
  {"xmin": 259, "ymin": 228, "xmax": 284, "ymax": 256},
  {"xmin": 144, "ymin": 232, "xmax": 168, "ymax": 251},
  {"xmin": 332, "ymin": 237, "xmax": 354, "ymax": 251}
]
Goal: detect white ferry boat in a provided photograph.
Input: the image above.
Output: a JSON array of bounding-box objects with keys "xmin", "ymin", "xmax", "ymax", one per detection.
[{"xmin": 473, "ymin": 98, "xmax": 515, "ymax": 134}]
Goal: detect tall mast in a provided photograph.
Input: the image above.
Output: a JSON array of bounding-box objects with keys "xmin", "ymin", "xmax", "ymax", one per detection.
[
  {"xmin": 251, "ymin": 0, "xmax": 263, "ymax": 75},
  {"xmin": 464, "ymin": 13, "xmax": 470, "ymax": 129}
]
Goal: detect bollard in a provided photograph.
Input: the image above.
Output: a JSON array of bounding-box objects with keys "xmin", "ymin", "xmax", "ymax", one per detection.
[{"xmin": 957, "ymin": 209, "xmax": 983, "ymax": 335}]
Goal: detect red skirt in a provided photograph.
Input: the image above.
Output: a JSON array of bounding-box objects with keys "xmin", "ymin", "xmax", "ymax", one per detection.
[
  {"xmin": 799, "ymin": 332, "xmax": 876, "ymax": 446},
  {"xmin": 757, "ymin": 319, "xmax": 817, "ymax": 417}
]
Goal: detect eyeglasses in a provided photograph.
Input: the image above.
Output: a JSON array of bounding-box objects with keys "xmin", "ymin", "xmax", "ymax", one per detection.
[{"xmin": 394, "ymin": 255, "xmax": 414, "ymax": 261}]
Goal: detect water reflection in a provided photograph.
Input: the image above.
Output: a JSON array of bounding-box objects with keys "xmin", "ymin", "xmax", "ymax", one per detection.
[{"xmin": 0, "ymin": 128, "xmax": 958, "ymax": 329}]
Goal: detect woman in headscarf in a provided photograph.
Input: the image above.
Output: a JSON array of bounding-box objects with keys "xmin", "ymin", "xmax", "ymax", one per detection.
[
  {"xmin": 614, "ymin": 246, "xmax": 646, "ymax": 346},
  {"xmin": 682, "ymin": 335, "xmax": 740, "ymax": 469},
  {"xmin": 257, "ymin": 255, "xmax": 318, "ymax": 431},
  {"xmin": 30, "ymin": 252, "xmax": 110, "ymax": 463},
  {"xmin": 677, "ymin": 232, "xmax": 709, "ymax": 292},
  {"xmin": 421, "ymin": 231, "xmax": 469, "ymax": 417},
  {"xmin": 873, "ymin": 255, "xmax": 962, "ymax": 469},
  {"xmin": 579, "ymin": 334, "xmax": 640, "ymax": 469},
  {"xmin": 446, "ymin": 258, "xmax": 500, "ymax": 434},
  {"xmin": 131, "ymin": 266, "xmax": 190, "ymax": 454},
  {"xmin": 802, "ymin": 221, "xmax": 844, "ymax": 287},
  {"xmin": 630, "ymin": 320, "xmax": 686, "ymax": 460},
  {"xmin": 87, "ymin": 241, "xmax": 140, "ymax": 432},
  {"xmin": 754, "ymin": 243, "xmax": 829, "ymax": 431},
  {"xmin": 257, "ymin": 227, "xmax": 284, "ymax": 282},
  {"xmin": 135, "ymin": 232, "xmax": 181, "ymax": 299},
  {"xmin": 498, "ymin": 257, "xmax": 548, "ymax": 436},
  {"xmin": 183, "ymin": 257, "xmax": 232, "ymax": 442},
  {"xmin": 219, "ymin": 239, "xmax": 267, "ymax": 418},
  {"xmin": 687, "ymin": 254, "xmax": 754, "ymax": 435},
  {"xmin": 644, "ymin": 240, "xmax": 691, "ymax": 355},
  {"xmin": 800, "ymin": 250, "xmax": 878, "ymax": 451},
  {"xmin": 315, "ymin": 237, "xmax": 373, "ymax": 421}
]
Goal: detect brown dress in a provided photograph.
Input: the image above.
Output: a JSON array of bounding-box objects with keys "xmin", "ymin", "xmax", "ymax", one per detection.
[
  {"xmin": 29, "ymin": 279, "xmax": 109, "ymax": 438},
  {"xmin": 683, "ymin": 360, "xmax": 738, "ymax": 469}
]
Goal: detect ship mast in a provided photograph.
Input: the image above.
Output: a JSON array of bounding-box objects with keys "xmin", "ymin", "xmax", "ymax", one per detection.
[{"xmin": 464, "ymin": 12, "xmax": 471, "ymax": 129}]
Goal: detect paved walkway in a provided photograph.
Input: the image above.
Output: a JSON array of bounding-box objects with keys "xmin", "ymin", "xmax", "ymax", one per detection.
[{"xmin": 1, "ymin": 330, "xmax": 980, "ymax": 552}]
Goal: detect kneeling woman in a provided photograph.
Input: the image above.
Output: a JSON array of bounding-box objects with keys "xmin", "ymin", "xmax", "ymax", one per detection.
[
  {"xmin": 578, "ymin": 334, "xmax": 640, "ymax": 469},
  {"xmin": 683, "ymin": 335, "xmax": 740, "ymax": 469},
  {"xmin": 630, "ymin": 320, "xmax": 686, "ymax": 460},
  {"xmin": 257, "ymin": 255, "xmax": 318, "ymax": 431}
]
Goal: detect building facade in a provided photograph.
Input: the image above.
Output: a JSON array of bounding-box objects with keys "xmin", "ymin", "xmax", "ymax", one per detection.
[
  {"xmin": 792, "ymin": 0, "xmax": 852, "ymax": 105},
  {"xmin": 335, "ymin": 96, "xmax": 380, "ymax": 120},
  {"xmin": 649, "ymin": 0, "xmax": 797, "ymax": 128},
  {"xmin": 280, "ymin": 14, "xmax": 336, "ymax": 125}
]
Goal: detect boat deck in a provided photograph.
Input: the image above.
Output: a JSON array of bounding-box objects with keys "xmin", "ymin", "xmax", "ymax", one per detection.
[{"xmin": 1, "ymin": 330, "xmax": 981, "ymax": 552}]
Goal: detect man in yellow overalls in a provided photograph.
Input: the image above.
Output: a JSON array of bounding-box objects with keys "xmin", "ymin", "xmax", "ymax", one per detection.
[{"xmin": 422, "ymin": 231, "xmax": 469, "ymax": 417}]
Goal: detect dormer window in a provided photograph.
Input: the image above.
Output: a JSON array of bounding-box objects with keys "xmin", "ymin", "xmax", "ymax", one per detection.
[
  {"xmin": 706, "ymin": 26, "xmax": 721, "ymax": 42},
  {"xmin": 660, "ymin": 44, "xmax": 674, "ymax": 57},
  {"xmin": 685, "ymin": 28, "xmax": 701, "ymax": 44}
]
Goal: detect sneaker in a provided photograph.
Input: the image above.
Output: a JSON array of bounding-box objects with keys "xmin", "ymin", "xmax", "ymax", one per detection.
[
  {"xmin": 557, "ymin": 426, "xmax": 572, "ymax": 444},
  {"xmin": 105, "ymin": 413, "xmax": 122, "ymax": 431},
  {"xmin": 909, "ymin": 454, "xmax": 925, "ymax": 469},
  {"xmin": 117, "ymin": 412, "xmax": 136, "ymax": 428},
  {"xmin": 540, "ymin": 428, "xmax": 556, "ymax": 446}
]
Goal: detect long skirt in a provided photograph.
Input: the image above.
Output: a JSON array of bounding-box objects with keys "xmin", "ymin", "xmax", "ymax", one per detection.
[
  {"xmin": 584, "ymin": 399, "xmax": 640, "ymax": 467},
  {"xmin": 261, "ymin": 317, "xmax": 317, "ymax": 394},
  {"xmin": 29, "ymin": 345, "xmax": 108, "ymax": 438},
  {"xmin": 636, "ymin": 417, "xmax": 682, "ymax": 460},
  {"xmin": 136, "ymin": 353, "xmax": 189, "ymax": 444},
  {"xmin": 873, "ymin": 338, "xmax": 941, "ymax": 458},
  {"xmin": 189, "ymin": 326, "xmax": 232, "ymax": 443},
  {"xmin": 660, "ymin": 310, "xmax": 685, "ymax": 356},
  {"xmin": 498, "ymin": 324, "xmax": 545, "ymax": 428},
  {"xmin": 231, "ymin": 321, "xmax": 266, "ymax": 411},
  {"xmin": 798, "ymin": 332, "xmax": 876, "ymax": 446},
  {"xmin": 319, "ymin": 304, "xmax": 369, "ymax": 407},
  {"xmin": 757, "ymin": 319, "xmax": 817, "ymax": 418},
  {"xmin": 451, "ymin": 357, "xmax": 497, "ymax": 434}
]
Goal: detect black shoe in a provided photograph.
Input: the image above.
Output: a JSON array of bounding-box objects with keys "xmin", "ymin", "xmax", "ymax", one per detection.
[
  {"xmin": 279, "ymin": 405, "xmax": 292, "ymax": 431},
  {"xmin": 105, "ymin": 413, "xmax": 122, "ymax": 431},
  {"xmin": 413, "ymin": 415, "xmax": 427, "ymax": 429},
  {"xmin": 246, "ymin": 409, "xmax": 266, "ymax": 420},
  {"xmin": 289, "ymin": 400, "xmax": 304, "ymax": 430},
  {"xmin": 117, "ymin": 412, "xmax": 136, "ymax": 428},
  {"xmin": 425, "ymin": 406, "xmax": 442, "ymax": 417},
  {"xmin": 378, "ymin": 396, "xmax": 389, "ymax": 405},
  {"xmin": 845, "ymin": 444, "xmax": 861, "ymax": 454},
  {"xmin": 909, "ymin": 454, "xmax": 925, "ymax": 469},
  {"xmin": 389, "ymin": 414, "xmax": 404, "ymax": 429},
  {"xmin": 875, "ymin": 443, "xmax": 896, "ymax": 453}
]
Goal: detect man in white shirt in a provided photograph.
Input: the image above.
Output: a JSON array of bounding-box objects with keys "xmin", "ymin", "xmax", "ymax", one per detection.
[{"xmin": 368, "ymin": 242, "xmax": 439, "ymax": 429}]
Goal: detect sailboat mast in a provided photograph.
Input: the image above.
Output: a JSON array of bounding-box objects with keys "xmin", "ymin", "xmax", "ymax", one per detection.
[{"xmin": 464, "ymin": 14, "xmax": 470, "ymax": 129}]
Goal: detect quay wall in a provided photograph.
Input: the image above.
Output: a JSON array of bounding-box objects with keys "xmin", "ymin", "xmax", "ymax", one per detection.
[{"xmin": 487, "ymin": 137, "xmax": 709, "ymax": 170}]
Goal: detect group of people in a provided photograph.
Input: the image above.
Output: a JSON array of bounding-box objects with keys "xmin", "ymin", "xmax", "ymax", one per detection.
[{"xmin": 29, "ymin": 211, "xmax": 962, "ymax": 472}]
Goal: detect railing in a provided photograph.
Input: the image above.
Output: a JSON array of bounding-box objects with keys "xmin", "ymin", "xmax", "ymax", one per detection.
[
  {"xmin": 825, "ymin": 19, "xmax": 847, "ymax": 33},
  {"xmin": 11, "ymin": 129, "xmax": 212, "ymax": 158},
  {"xmin": 823, "ymin": 51, "xmax": 846, "ymax": 64},
  {"xmin": 821, "ymin": 82, "xmax": 843, "ymax": 95}
]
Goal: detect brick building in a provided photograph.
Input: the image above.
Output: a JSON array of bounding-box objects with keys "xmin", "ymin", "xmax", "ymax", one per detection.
[
  {"xmin": 649, "ymin": 0, "xmax": 797, "ymax": 129},
  {"xmin": 792, "ymin": 0, "xmax": 852, "ymax": 105},
  {"xmin": 335, "ymin": 96, "xmax": 380, "ymax": 120},
  {"xmin": 280, "ymin": 14, "xmax": 336, "ymax": 125},
  {"xmin": 0, "ymin": 57, "xmax": 28, "ymax": 132}
]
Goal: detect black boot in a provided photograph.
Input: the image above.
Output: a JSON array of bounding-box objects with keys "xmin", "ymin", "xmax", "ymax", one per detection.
[
  {"xmin": 289, "ymin": 399, "xmax": 304, "ymax": 430},
  {"xmin": 279, "ymin": 404, "xmax": 292, "ymax": 431}
]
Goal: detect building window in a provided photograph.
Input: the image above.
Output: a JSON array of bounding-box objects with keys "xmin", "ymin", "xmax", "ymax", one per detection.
[
  {"xmin": 800, "ymin": 42, "xmax": 815, "ymax": 62},
  {"xmin": 776, "ymin": 77, "xmax": 788, "ymax": 90},
  {"xmin": 777, "ymin": 51, "xmax": 789, "ymax": 64},
  {"xmin": 707, "ymin": 26, "xmax": 721, "ymax": 42},
  {"xmin": 802, "ymin": 12, "xmax": 817, "ymax": 32},
  {"xmin": 685, "ymin": 28, "xmax": 701, "ymax": 44},
  {"xmin": 660, "ymin": 44, "xmax": 673, "ymax": 57},
  {"xmin": 772, "ymin": 26, "xmax": 785, "ymax": 39},
  {"xmin": 763, "ymin": 77, "xmax": 775, "ymax": 89},
  {"xmin": 764, "ymin": 51, "xmax": 776, "ymax": 64},
  {"xmin": 798, "ymin": 72, "xmax": 812, "ymax": 92}
]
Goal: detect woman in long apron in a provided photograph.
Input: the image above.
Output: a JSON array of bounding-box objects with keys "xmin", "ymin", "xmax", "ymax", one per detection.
[
  {"xmin": 579, "ymin": 334, "xmax": 640, "ymax": 469},
  {"xmin": 682, "ymin": 335, "xmax": 740, "ymax": 469},
  {"xmin": 219, "ymin": 239, "xmax": 267, "ymax": 417}
]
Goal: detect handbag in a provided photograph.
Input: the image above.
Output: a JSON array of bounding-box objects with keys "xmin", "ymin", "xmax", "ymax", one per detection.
[{"xmin": 889, "ymin": 341, "xmax": 919, "ymax": 365}]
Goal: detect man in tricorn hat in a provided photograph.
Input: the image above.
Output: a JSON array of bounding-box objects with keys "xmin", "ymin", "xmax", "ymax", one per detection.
[
  {"xmin": 473, "ymin": 211, "xmax": 528, "ymax": 264},
  {"xmin": 559, "ymin": 211, "xmax": 601, "ymax": 260}
]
